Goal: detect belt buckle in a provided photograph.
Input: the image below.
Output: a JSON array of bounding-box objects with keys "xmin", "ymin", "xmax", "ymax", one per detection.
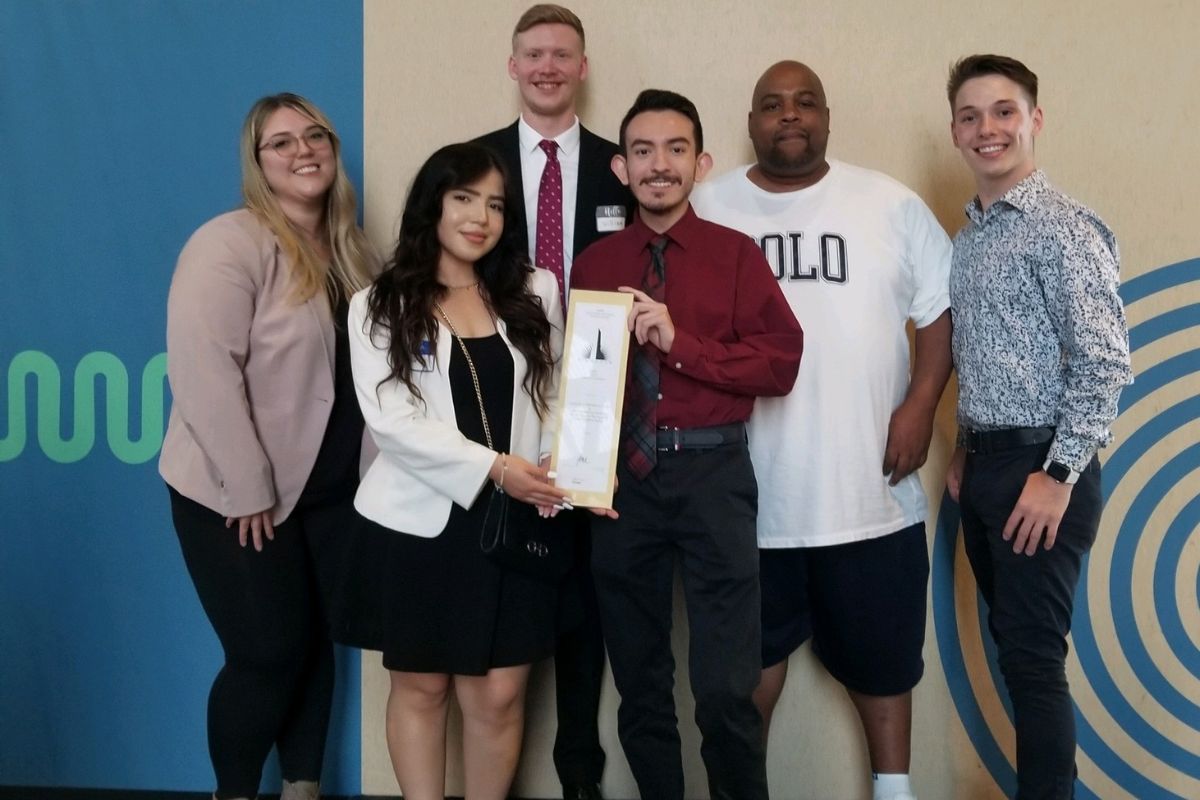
[{"xmin": 660, "ymin": 426, "xmax": 681, "ymax": 452}]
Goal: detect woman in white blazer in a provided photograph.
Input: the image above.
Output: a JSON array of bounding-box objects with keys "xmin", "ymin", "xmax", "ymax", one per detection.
[
  {"xmin": 347, "ymin": 142, "xmax": 569, "ymax": 800},
  {"xmin": 160, "ymin": 94, "xmax": 377, "ymax": 800}
]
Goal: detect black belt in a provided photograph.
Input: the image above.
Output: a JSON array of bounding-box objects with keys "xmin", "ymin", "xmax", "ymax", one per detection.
[
  {"xmin": 656, "ymin": 422, "xmax": 745, "ymax": 452},
  {"xmin": 961, "ymin": 426, "xmax": 1054, "ymax": 455}
]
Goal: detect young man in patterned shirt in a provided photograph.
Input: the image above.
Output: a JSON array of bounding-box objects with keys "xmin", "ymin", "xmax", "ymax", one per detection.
[{"xmin": 944, "ymin": 54, "xmax": 1132, "ymax": 799}]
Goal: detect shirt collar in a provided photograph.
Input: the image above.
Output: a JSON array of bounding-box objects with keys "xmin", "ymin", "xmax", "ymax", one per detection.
[
  {"xmin": 628, "ymin": 203, "xmax": 700, "ymax": 252},
  {"xmin": 965, "ymin": 169, "xmax": 1050, "ymax": 222},
  {"xmin": 517, "ymin": 115, "xmax": 581, "ymax": 158}
]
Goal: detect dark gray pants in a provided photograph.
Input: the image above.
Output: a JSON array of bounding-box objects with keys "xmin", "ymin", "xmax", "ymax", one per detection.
[
  {"xmin": 961, "ymin": 444, "xmax": 1102, "ymax": 800},
  {"xmin": 591, "ymin": 443, "xmax": 768, "ymax": 800},
  {"xmin": 553, "ymin": 515, "xmax": 608, "ymax": 787}
]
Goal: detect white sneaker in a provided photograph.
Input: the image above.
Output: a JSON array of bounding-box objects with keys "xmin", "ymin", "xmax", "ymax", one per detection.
[{"xmin": 281, "ymin": 779, "xmax": 319, "ymax": 800}]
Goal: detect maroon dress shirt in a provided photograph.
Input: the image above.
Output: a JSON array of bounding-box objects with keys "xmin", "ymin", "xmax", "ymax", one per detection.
[{"xmin": 571, "ymin": 205, "xmax": 803, "ymax": 430}]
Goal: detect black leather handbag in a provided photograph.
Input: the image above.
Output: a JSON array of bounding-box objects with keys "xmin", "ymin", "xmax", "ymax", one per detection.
[{"xmin": 479, "ymin": 485, "xmax": 571, "ymax": 582}]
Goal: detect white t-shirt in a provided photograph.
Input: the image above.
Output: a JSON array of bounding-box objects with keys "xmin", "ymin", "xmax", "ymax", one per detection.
[{"xmin": 693, "ymin": 160, "xmax": 951, "ymax": 548}]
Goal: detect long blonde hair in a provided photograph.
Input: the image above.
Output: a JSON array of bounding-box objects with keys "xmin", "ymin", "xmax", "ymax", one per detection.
[{"xmin": 240, "ymin": 93, "xmax": 376, "ymax": 303}]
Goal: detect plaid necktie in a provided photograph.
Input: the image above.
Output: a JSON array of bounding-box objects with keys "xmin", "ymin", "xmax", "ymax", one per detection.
[
  {"xmin": 535, "ymin": 139, "xmax": 566, "ymax": 307},
  {"xmin": 622, "ymin": 236, "xmax": 668, "ymax": 479}
]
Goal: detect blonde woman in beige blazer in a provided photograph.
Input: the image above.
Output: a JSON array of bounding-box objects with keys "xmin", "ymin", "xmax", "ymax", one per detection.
[
  {"xmin": 159, "ymin": 93, "xmax": 376, "ymax": 800},
  {"xmin": 346, "ymin": 142, "xmax": 569, "ymax": 800}
]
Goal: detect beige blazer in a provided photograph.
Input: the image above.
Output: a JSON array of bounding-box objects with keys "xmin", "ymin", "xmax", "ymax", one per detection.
[
  {"xmin": 348, "ymin": 268, "xmax": 563, "ymax": 538},
  {"xmin": 159, "ymin": 209, "xmax": 340, "ymax": 524}
]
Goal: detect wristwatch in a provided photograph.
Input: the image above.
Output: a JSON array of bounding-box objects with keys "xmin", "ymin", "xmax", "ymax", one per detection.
[{"xmin": 1043, "ymin": 459, "xmax": 1081, "ymax": 485}]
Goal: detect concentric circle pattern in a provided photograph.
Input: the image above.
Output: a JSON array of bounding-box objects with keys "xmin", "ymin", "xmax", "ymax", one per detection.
[{"xmin": 933, "ymin": 258, "xmax": 1200, "ymax": 799}]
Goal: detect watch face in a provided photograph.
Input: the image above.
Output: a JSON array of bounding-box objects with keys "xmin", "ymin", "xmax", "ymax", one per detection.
[{"xmin": 1046, "ymin": 461, "xmax": 1072, "ymax": 482}]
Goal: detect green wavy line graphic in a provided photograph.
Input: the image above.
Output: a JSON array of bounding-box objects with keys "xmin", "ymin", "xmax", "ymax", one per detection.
[{"xmin": 1, "ymin": 351, "xmax": 168, "ymax": 464}]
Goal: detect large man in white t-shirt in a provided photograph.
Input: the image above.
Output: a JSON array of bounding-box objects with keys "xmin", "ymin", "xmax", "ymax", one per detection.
[{"xmin": 693, "ymin": 61, "xmax": 953, "ymax": 800}]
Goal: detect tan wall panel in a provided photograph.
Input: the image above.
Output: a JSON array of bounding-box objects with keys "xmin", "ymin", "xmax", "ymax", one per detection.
[{"xmin": 364, "ymin": 1, "xmax": 1200, "ymax": 796}]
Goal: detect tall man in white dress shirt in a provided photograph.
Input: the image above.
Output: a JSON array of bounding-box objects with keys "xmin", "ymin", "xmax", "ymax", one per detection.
[{"xmin": 475, "ymin": 6, "xmax": 631, "ymax": 799}]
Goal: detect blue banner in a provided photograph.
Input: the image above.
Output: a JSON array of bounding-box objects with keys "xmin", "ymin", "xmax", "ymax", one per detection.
[{"xmin": 0, "ymin": 1, "xmax": 365, "ymax": 793}]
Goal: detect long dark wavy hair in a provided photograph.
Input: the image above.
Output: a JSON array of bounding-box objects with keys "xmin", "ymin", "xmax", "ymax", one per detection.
[{"xmin": 366, "ymin": 142, "xmax": 556, "ymax": 416}]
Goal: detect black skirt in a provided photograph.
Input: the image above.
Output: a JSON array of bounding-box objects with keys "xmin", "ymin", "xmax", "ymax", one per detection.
[{"xmin": 348, "ymin": 333, "xmax": 558, "ymax": 674}]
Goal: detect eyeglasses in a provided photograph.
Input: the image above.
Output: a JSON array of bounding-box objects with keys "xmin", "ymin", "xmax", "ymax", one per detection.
[{"xmin": 258, "ymin": 126, "xmax": 334, "ymax": 158}]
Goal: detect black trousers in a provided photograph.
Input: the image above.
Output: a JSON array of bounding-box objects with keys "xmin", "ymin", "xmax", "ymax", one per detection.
[
  {"xmin": 553, "ymin": 514, "xmax": 607, "ymax": 786},
  {"xmin": 591, "ymin": 443, "xmax": 768, "ymax": 800},
  {"xmin": 169, "ymin": 487, "xmax": 338, "ymax": 800},
  {"xmin": 960, "ymin": 444, "xmax": 1102, "ymax": 800}
]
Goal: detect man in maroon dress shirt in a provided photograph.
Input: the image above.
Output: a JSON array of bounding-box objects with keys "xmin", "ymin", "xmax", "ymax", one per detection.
[{"xmin": 571, "ymin": 89, "xmax": 803, "ymax": 800}]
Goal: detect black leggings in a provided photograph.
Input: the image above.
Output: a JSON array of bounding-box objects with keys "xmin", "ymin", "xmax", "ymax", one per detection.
[{"xmin": 169, "ymin": 486, "xmax": 339, "ymax": 799}]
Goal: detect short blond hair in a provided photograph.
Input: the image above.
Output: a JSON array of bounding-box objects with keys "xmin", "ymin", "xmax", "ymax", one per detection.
[{"xmin": 512, "ymin": 4, "xmax": 585, "ymax": 50}]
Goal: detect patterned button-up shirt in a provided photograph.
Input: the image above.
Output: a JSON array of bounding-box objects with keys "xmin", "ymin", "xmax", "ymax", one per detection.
[{"xmin": 950, "ymin": 170, "xmax": 1132, "ymax": 471}]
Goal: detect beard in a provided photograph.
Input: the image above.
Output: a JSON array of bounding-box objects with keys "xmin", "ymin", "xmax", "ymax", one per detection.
[
  {"xmin": 636, "ymin": 193, "xmax": 687, "ymax": 215},
  {"xmin": 634, "ymin": 175, "xmax": 689, "ymax": 215},
  {"xmin": 762, "ymin": 141, "xmax": 820, "ymax": 176}
]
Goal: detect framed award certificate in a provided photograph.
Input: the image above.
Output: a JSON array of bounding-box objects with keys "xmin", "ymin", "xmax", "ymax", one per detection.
[{"xmin": 550, "ymin": 290, "xmax": 633, "ymax": 509}]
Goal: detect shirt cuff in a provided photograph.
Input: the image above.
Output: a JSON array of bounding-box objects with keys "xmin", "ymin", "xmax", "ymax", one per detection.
[
  {"xmin": 1047, "ymin": 433, "xmax": 1098, "ymax": 473},
  {"xmin": 665, "ymin": 329, "xmax": 701, "ymax": 372}
]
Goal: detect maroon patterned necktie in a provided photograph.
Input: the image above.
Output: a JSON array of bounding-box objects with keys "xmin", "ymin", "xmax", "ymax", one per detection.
[
  {"xmin": 622, "ymin": 236, "xmax": 668, "ymax": 479},
  {"xmin": 535, "ymin": 139, "xmax": 565, "ymax": 307}
]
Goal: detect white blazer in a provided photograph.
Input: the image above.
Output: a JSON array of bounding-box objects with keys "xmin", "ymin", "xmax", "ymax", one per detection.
[{"xmin": 348, "ymin": 268, "xmax": 563, "ymax": 537}]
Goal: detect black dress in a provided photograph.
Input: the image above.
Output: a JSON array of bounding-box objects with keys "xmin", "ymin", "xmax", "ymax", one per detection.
[
  {"xmin": 375, "ymin": 333, "xmax": 558, "ymax": 674},
  {"xmin": 302, "ymin": 293, "xmax": 388, "ymax": 650}
]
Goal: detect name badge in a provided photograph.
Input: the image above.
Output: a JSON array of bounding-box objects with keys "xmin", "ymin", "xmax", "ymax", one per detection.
[
  {"xmin": 596, "ymin": 205, "xmax": 625, "ymax": 233},
  {"xmin": 414, "ymin": 339, "xmax": 434, "ymax": 372}
]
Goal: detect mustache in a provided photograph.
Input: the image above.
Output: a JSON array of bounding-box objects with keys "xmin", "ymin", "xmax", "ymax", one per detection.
[
  {"xmin": 773, "ymin": 128, "xmax": 810, "ymax": 141},
  {"xmin": 639, "ymin": 171, "xmax": 682, "ymax": 185}
]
